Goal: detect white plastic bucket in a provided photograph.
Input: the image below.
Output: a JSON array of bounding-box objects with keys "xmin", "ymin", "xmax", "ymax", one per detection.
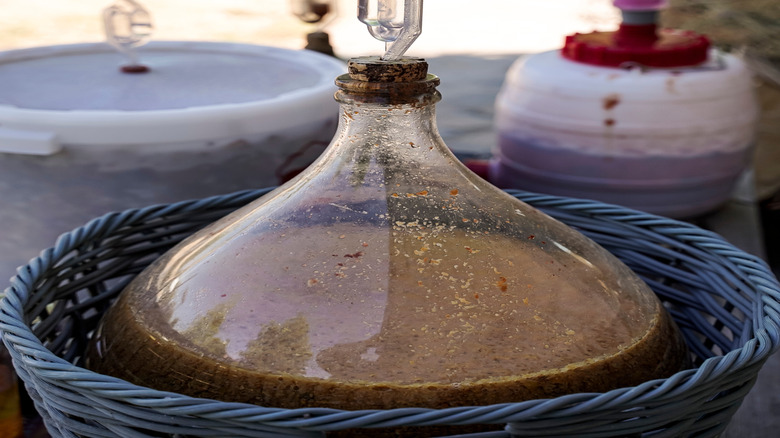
[
  {"xmin": 490, "ymin": 49, "xmax": 759, "ymax": 218},
  {"xmin": 0, "ymin": 41, "xmax": 346, "ymax": 279}
]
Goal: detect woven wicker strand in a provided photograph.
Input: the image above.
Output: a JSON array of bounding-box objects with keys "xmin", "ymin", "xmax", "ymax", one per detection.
[{"xmin": 2, "ymin": 187, "xmax": 779, "ymax": 437}]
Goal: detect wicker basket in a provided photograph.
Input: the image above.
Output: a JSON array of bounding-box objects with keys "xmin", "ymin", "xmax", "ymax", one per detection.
[{"xmin": 1, "ymin": 187, "xmax": 779, "ymax": 438}]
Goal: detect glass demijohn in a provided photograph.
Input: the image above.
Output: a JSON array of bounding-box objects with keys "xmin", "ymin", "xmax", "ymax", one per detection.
[{"xmin": 86, "ymin": 57, "xmax": 689, "ymax": 419}]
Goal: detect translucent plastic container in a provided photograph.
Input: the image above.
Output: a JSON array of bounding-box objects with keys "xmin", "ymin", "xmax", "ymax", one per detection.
[
  {"xmin": 0, "ymin": 41, "xmax": 345, "ymax": 280},
  {"xmin": 490, "ymin": 49, "xmax": 759, "ymax": 219}
]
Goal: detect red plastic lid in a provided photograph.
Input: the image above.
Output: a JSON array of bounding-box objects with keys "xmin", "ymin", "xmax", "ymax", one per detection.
[{"xmin": 562, "ymin": 24, "xmax": 710, "ymax": 68}]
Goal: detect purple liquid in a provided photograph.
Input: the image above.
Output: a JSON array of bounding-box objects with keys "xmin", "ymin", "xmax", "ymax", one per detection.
[{"xmin": 490, "ymin": 134, "xmax": 752, "ymax": 218}]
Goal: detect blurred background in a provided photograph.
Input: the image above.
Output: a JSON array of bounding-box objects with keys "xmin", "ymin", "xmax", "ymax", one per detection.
[
  {"xmin": 0, "ymin": 0, "xmax": 621, "ymax": 56},
  {"xmin": 0, "ymin": 1, "xmax": 776, "ymax": 267},
  {"xmin": 0, "ymin": 0, "xmax": 777, "ymax": 268}
]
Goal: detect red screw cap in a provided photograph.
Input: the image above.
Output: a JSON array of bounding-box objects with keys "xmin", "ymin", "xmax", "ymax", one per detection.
[{"xmin": 562, "ymin": 24, "xmax": 710, "ymax": 68}]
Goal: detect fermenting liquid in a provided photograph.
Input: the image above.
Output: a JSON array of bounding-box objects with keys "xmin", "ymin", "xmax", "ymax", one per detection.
[{"xmin": 88, "ymin": 224, "xmax": 687, "ymax": 409}]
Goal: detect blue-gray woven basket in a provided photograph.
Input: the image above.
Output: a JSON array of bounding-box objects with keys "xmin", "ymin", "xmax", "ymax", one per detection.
[{"xmin": 1, "ymin": 187, "xmax": 779, "ymax": 438}]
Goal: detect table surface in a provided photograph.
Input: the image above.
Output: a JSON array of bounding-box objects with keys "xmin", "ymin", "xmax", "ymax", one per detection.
[{"xmin": 429, "ymin": 54, "xmax": 778, "ymax": 438}]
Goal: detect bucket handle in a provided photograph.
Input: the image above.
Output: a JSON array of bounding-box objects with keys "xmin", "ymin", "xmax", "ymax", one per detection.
[{"xmin": 0, "ymin": 127, "xmax": 61, "ymax": 155}]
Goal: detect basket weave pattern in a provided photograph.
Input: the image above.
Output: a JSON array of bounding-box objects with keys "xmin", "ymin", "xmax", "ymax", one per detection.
[{"xmin": 1, "ymin": 188, "xmax": 779, "ymax": 437}]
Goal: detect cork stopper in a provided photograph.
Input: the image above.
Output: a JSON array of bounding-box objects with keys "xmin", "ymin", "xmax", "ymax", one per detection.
[
  {"xmin": 348, "ymin": 56, "xmax": 428, "ymax": 82},
  {"xmin": 336, "ymin": 56, "xmax": 439, "ymax": 104}
]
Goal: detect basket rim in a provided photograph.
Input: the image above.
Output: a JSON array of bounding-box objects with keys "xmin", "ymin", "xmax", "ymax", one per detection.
[{"xmin": 1, "ymin": 187, "xmax": 779, "ymax": 432}]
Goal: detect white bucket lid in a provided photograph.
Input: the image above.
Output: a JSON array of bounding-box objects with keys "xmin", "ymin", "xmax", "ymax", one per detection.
[{"xmin": 0, "ymin": 41, "xmax": 347, "ymax": 155}]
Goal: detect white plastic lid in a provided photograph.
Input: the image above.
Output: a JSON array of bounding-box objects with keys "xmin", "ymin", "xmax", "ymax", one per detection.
[{"xmin": 0, "ymin": 41, "xmax": 346, "ymax": 154}]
